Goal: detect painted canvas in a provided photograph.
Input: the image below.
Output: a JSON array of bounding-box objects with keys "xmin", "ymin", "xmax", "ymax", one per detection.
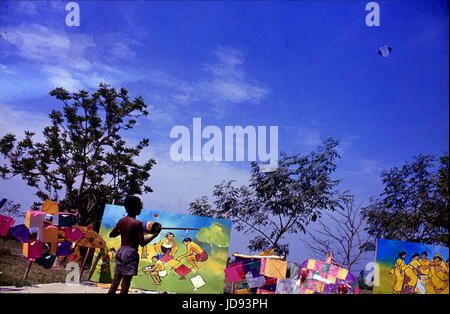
[
  {"xmin": 374, "ymin": 238, "xmax": 449, "ymax": 294},
  {"xmin": 89, "ymin": 204, "xmax": 232, "ymax": 293}
]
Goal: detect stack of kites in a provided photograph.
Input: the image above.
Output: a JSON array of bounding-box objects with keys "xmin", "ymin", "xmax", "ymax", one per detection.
[
  {"xmin": 293, "ymin": 259, "xmax": 359, "ymax": 294},
  {"xmin": 1, "ymin": 200, "xmax": 106, "ymax": 269},
  {"xmin": 224, "ymin": 253, "xmax": 359, "ymax": 294},
  {"xmin": 224, "ymin": 253, "xmax": 296, "ymax": 294}
]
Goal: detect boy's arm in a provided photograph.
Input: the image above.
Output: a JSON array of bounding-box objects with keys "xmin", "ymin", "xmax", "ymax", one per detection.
[
  {"xmin": 109, "ymin": 222, "xmax": 121, "ymax": 238},
  {"xmin": 138, "ymin": 222, "xmax": 161, "ymax": 247}
]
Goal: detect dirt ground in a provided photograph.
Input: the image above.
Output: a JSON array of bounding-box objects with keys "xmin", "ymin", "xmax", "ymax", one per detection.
[{"xmin": 0, "ymin": 282, "xmax": 158, "ymax": 293}]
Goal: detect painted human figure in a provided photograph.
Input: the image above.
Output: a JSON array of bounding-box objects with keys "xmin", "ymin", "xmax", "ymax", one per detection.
[
  {"xmin": 390, "ymin": 251, "xmax": 407, "ymax": 294},
  {"xmin": 155, "ymin": 232, "xmax": 179, "ymax": 256},
  {"xmin": 403, "ymin": 253, "xmax": 421, "ymax": 294},
  {"xmin": 148, "ymin": 255, "xmax": 167, "ymax": 285},
  {"xmin": 176, "ymin": 237, "xmax": 208, "ymax": 270},
  {"xmin": 426, "ymin": 254, "xmax": 449, "ymax": 294},
  {"xmin": 419, "ymin": 251, "xmax": 430, "ymax": 276}
]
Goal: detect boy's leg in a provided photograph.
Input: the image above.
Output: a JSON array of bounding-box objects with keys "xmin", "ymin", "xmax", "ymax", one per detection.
[
  {"xmin": 108, "ymin": 273, "xmax": 122, "ymax": 294},
  {"xmin": 150, "ymin": 272, "xmax": 158, "ymax": 283},
  {"xmin": 120, "ymin": 275, "xmax": 133, "ymax": 294},
  {"xmin": 151, "ymin": 272, "xmax": 161, "ymax": 284}
]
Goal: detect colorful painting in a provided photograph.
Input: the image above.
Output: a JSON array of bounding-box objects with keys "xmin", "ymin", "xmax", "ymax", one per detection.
[
  {"xmin": 89, "ymin": 204, "xmax": 232, "ymax": 294},
  {"xmin": 374, "ymin": 238, "xmax": 449, "ymax": 294}
]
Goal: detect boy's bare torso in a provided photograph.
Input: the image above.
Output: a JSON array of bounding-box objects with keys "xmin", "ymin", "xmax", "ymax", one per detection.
[{"xmin": 111, "ymin": 216, "xmax": 144, "ymax": 249}]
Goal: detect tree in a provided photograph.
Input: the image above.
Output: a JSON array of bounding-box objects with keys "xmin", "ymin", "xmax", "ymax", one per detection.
[
  {"xmin": 303, "ymin": 196, "xmax": 374, "ymax": 271},
  {"xmin": 0, "ymin": 84, "xmax": 156, "ymax": 228},
  {"xmin": 0, "ymin": 200, "xmax": 24, "ymax": 219},
  {"xmin": 189, "ymin": 138, "xmax": 348, "ymax": 256},
  {"xmin": 362, "ymin": 154, "xmax": 449, "ymax": 246}
]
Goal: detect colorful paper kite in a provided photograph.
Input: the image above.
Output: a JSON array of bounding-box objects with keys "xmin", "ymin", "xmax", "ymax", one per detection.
[
  {"xmin": 174, "ymin": 264, "xmax": 192, "ymax": 279},
  {"xmin": 74, "ymin": 223, "xmax": 106, "ymax": 248},
  {"xmin": 0, "ymin": 214, "xmax": 15, "ymax": 236}
]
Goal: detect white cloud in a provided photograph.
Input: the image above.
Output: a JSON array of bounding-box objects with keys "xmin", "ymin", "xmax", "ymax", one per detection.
[
  {"xmin": 297, "ymin": 127, "xmax": 322, "ymax": 147},
  {"xmin": 336, "ymin": 134, "xmax": 360, "ymax": 157},
  {"xmin": 196, "ymin": 47, "xmax": 270, "ymax": 113},
  {"xmin": 1, "ymin": 23, "xmax": 139, "ymax": 92},
  {"xmin": 206, "ymin": 47, "xmax": 245, "ymax": 80},
  {"xmin": 0, "ymin": 103, "xmax": 48, "ymax": 140},
  {"xmin": 42, "ymin": 65, "xmax": 83, "ymax": 92},
  {"xmin": 339, "ymin": 158, "xmax": 384, "ymax": 178},
  {"xmin": 357, "ymin": 159, "xmax": 384, "ymax": 175},
  {"xmin": 136, "ymin": 47, "xmax": 270, "ymax": 121},
  {"xmin": 0, "ymin": 63, "xmax": 15, "ymax": 75},
  {"xmin": 1, "ymin": 24, "xmax": 94, "ymax": 71}
]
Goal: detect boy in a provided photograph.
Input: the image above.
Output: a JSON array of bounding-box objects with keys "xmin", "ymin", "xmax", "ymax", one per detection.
[
  {"xmin": 147, "ymin": 255, "xmax": 167, "ymax": 285},
  {"xmin": 108, "ymin": 195, "xmax": 161, "ymax": 294}
]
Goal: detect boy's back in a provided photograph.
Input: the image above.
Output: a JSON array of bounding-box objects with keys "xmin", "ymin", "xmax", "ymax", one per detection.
[{"xmin": 115, "ymin": 216, "xmax": 144, "ymax": 249}]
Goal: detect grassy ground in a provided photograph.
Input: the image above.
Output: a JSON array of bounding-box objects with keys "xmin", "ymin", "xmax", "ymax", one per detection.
[{"xmin": 0, "ymin": 238, "xmax": 89, "ymax": 287}]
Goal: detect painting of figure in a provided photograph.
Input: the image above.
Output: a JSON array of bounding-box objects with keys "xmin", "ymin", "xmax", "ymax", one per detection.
[{"xmin": 374, "ymin": 239, "xmax": 449, "ymax": 294}]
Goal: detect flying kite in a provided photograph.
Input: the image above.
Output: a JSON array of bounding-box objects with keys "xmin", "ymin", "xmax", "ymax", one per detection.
[{"xmin": 378, "ymin": 45, "xmax": 392, "ymax": 57}]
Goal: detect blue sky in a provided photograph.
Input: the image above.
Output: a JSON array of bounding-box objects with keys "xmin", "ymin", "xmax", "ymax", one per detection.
[{"xmin": 0, "ymin": 1, "xmax": 448, "ymax": 270}]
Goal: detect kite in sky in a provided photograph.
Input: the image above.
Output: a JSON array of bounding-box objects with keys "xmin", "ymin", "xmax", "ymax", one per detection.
[{"xmin": 378, "ymin": 45, "xmax": 393, "ymax": 57}]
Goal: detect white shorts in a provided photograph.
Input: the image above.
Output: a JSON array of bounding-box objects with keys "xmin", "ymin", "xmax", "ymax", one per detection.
[{"xmin": 158, "ymin": 270, "xmax": 168, "ymax": 277}]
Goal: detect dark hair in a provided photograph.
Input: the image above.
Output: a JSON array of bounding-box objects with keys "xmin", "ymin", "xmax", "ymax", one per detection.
[
  {"xmin": 152, "ymin": 255, "xmax": 159, "ymax": 260},
  {"xmin": 434, "ymin": 255, "xmax": 443, "ymax": 261},
  {"xmin": 421, "ymin": 251, "xmax": 428, "ymax": 256},
  {"xmin": 165, "ymin": 232, "xmax": 175, "ymax": 238},
  {"xmin": 183, "ymin": 237, "xmax": 192, "ymax": 243},
  {"xmin": 124, "ymin": 195, "xmax": 142, "ymax": 214},
  {"xmin": 399, "ymin": 251, "xmax": 406, "ymax": 257},
  {"xmin": 412, "ymin": 253, "xmax": 419, "ymax": 258}
]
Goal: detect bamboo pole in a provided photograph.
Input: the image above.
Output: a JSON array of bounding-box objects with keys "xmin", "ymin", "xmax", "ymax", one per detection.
[
  {"xmin": 161, "ymin": 227, "xmax": 199, "ymax": 230},
  {"xmin": 232, "ymin": 253, "xmax": 286, "ymax": 260},
  {"xmin": 22, "ymin": 259, "xmax": 33, "ymax": 280}
]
